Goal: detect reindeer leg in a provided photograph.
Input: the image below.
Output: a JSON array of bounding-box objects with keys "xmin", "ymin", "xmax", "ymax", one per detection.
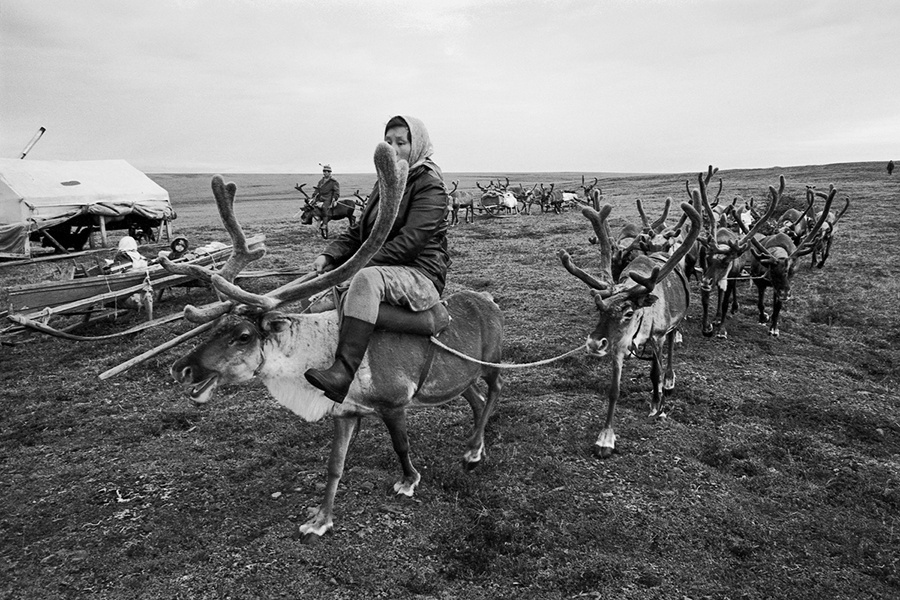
[
  {"xmin": 461, "ymin": 386, "xmax": 486, "ymax": 469},
  {"xmin": 719, "ymin": 286, "xmax": 730, "ymax": 339},
  {"xmin": 700, "ymin": 287, "xmax": 714, "ymax": 337},
  {"xmin": 648, "ymin": 344, "xmax": 665, "ymax": 418},
  {"xmin": 756, "ymin": 283, "xmax": 769, "ymax": 325},
  {"xmin": 662, "ymin": 331, "xmax": 677, "ymax": 406},
  {"xmin": 770, "ymin": 289, "xmax": 783, "ymax": 337},
  {"xmin": 729, "ymin": 277, "xmax": 740, "ymax": 315},
  {"xmin": 381, "ymin": 407, "xmax": 421, "ymax": 497},
  {"xmin": 715, "ymin": 287, "xmax": 728, "ymax": 339},
  {"xmin": 595, "ymin": 355, "xmax": 622, "ymax": 458},
  {"xmin": 299, "ymin": 416, "xmax": 357, "ymax": 541},
  {"xmin": 819, "ymin": 236, "xmax": 832, "ymax": 268},
  {"xmin": 462, "ymin": 368, "xmax": 503, "ymax": 470}
]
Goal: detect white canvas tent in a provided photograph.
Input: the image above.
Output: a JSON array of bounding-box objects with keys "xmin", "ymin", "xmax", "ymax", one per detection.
[{"xmin": 0, "ymin": 158, "xmax": 175, "ymax": 258}]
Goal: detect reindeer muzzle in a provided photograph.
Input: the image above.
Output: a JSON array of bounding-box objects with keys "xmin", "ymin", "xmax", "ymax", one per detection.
[
  {"xmin": 188, "ymin": 375, "xmax": 219, "ymax": 405},
  {"xmin": 586, "ymin": 336, "xmax": 609, "ymax": 357}
]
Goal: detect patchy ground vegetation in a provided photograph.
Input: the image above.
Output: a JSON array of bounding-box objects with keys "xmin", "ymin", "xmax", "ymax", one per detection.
[{"xmin": 1, "ymin": 162, "xmax": 897, "ymax": 599}]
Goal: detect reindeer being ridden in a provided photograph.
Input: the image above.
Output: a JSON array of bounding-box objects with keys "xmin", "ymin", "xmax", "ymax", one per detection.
[
  {"xmin": 161, "ymin": 143, "xmax": 504, "ymax": 542},
  {"xmin": 294, "ymin": 182, "xmax": 358, "ymax": 239}
]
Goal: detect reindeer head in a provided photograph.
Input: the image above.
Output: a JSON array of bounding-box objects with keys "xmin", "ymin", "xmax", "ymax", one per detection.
[
  {"xmin": 171, "ymin": 310, "xmax": 291, "ymax": 404},
  {"xmin": 749, "ymin": 183, "xmax": 837, "ymax": 302},
  {"xmin": 559, "ymin": 199, "xmax": 701, "ymax": 358},
  {"xmin": 299, "ymin": 203, "xmax": 316, "ymax": 225}
]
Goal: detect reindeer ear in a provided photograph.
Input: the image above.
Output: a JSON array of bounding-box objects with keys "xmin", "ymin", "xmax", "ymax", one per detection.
[
  {"xmin": 637, "ymin": 294, "xmax": 659, "ymax": 308},
  {"xmin": 260, "ymin": 311, "xmax": 290, "ymax": 333}
]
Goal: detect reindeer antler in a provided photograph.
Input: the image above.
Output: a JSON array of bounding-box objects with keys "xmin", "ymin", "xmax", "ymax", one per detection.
[
  {"xmin": 651, "ymin": 198, "xmax": 671, "ymax": 232},
  {"xmin": 790, "ymin": 183, "xmax": 835, "ymax": 258},
  {"xmin": 830, "ymin": 197, "xmax": 851, "ymax": 226},
  {"xmin": 698, "ymin": 168, "xmax": 720, "ymax": 245},
  {"xmin": 627, "ymin": 199, "xmax": 701, "ymax": 295},
  {"xmin": 210, "ymin": 142, "xmax": 406, "ymax": 310},
  {"xmin": 737, "ymin": 175, "xmax": 782, "ymax": 248},
  {"xmin": 581, "ymin": 205, "xmax": 614, "ymax": 283},
  {"xmin": 159, "ymin": 176, "xmax": 266, "ymax": 285},
  {"xmin": 158, "ymin": 176, "xmax": 268, "ymax": 321},
  {"xmin": 294, "ymin": 182, "xmax": 311, "ymax": 200},
  {"xmin": 636, "ymin": 199, "xmax": 651, "ymax": 231}
]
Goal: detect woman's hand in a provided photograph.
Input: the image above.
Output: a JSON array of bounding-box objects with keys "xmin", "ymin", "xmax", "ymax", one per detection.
[{"xmin": 313, "ymin": 254, "xmax": 333, "ymax": 274}]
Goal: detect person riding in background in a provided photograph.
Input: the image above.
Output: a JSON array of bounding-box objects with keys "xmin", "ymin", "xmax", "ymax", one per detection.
[
  {"xmin": 315, "ymin": 164, "xmax": 340, "ymax": 230},
  {"xmin": 304, "ymin": 115, "xmax": 451, "ymax": 403}
]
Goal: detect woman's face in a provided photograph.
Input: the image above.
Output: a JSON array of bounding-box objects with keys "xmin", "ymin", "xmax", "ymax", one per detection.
[{"xmin": 384, "ymin": 126, "xmax": 412, "ymax": 163}]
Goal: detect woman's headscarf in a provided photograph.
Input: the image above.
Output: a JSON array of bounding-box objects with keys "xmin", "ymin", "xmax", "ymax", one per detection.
[{"xmin": 386, "ymin": 115, "xmax": 443, "ymax": 181}]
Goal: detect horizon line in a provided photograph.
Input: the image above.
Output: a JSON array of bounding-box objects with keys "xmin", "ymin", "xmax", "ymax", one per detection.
[{"xmin": 145, "ymin": 159, "xmax": 885, "ymax": 177}]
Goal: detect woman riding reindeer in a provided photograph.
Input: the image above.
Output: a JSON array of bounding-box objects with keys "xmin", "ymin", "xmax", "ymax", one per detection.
[{"xmin": 304, "ymin": 115, "xmax": 451, "ymax": 403}]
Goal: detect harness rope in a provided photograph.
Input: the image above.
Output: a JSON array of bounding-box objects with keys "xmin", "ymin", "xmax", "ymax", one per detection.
[{"xmin": 427, "ymin": 336, "xmax": 586, "ymax": 369}]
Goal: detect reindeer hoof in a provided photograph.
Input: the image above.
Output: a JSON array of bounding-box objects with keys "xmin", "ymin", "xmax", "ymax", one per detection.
[
  {"xmin": 463, "ymin": 445, "xmax": 485, "ymax": 470},
  {"xmin": 769, "ymin": 329, "xmax": 780, "ymax": 337},
  {"xmin": 393, "ymin": 474, "xmax": 420, "ymax": 497},
  {"xmin": 647, "ymin": 407, "xmax": 668, "ymax": 420},
  {"xmin": 463, "ymin": 458, "xmax": 481, "ymax": 471},
  {"xmin": 592, "ymin": 444, "xmax": 614, "ymax": 459},
  {"xmin": 299, "ymin": 531, "xmax": 322, "ymax": 545},
  {"xmin": 716, "ymin": 331, "xmax": 728, "ymax": 339}
]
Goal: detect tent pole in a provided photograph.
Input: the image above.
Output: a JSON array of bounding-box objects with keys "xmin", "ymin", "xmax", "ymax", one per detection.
[{"xmin": 99, "ymin": 216, "xmax": 108, "ymax": 247}]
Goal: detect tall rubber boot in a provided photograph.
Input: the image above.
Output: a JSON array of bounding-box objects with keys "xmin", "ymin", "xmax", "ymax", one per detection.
[{"xmin": 304, "ymin": 316, "xmax": 376, "ymax": 403}]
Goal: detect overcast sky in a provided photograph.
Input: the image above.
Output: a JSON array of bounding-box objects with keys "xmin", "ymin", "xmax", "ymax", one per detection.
[{"xmin": 1, "ymin": 0, "xmax": 897, "ymax": 174}]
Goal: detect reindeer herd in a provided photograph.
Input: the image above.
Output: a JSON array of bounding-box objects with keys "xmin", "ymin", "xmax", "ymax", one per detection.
[
  {"xmin": 135, "ymin": 150, "xmax": 850, "ymax": 542},
  {"xmin": 560, "ymin": 165, "xmax": 850, "ymax": 457},
  {"xmin": 447, "ymin": 175, "xmax": 603, "ymax": 223}
]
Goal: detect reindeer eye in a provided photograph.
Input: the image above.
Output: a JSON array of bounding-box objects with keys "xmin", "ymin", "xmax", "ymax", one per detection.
[{"xmin": 232, "ymin": 330, "xmax": 253, "ymax": 345}]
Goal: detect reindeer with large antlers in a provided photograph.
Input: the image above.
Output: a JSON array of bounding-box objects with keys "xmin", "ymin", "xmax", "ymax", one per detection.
[
  {"xmin": 158, "ymin": 143, "xmax": 504, "ymax": 541},
  {"xmin": 697, "ymin": 171, "xmax": 780, "ymax": 339},
  {"xmin": 745, "ymin": 182, "xmax": 836, "ymax": 337},
  {"xmin": 809, "ymin": 194, "xmax": 850, "ymax": 269},
  {"xmin": 558, "ymin": 195, "xmax": 701, "ymax": 458}
]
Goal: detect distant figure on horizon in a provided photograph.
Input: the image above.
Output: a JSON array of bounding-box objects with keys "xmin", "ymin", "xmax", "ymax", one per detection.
[
  {"xmin": 888, "ymin": 160, "xmax": 895, "ymax": 176},
  {"xmin": 315, "ymin": 164, "xmax": 341, "ymax": 230}
]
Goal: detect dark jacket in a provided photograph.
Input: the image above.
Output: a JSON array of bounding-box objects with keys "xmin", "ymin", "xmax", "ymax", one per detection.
[
  {"xmin": 315, "ymin": 177, "xmax": 340, "ymax": 204},
  {"xmin": 322, "ymin": 164, "xmax": 451, "ymax": 293}
]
